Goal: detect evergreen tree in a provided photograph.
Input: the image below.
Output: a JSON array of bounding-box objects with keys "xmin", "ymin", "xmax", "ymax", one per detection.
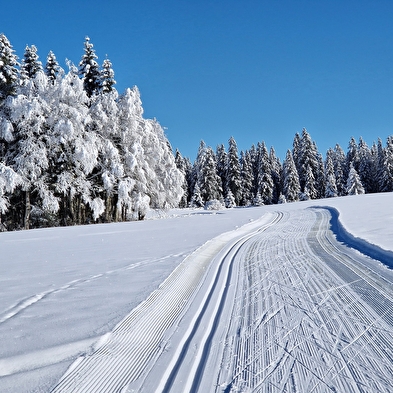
[
  {"xmin": 175, "ymin": 150, "xmax": 188, "ymax": 208},
  {"xmin": 20, "ymin": 45, "xmax": 43, "ymax": 84},
  {"xmin": 45, "ymin": 51, "xmax": 62, "ymax": 84},
  {"xmin": 101, "ymin": 57, "xmax": 116, "ymax": 94},
  {"xmin": 302, "ymin": 164, "xmax": 317, "ymax": 200},
  {"xmin": 226, "ymin": 136, "xmax": 241, "ymax": 205},
  {"xmin": 376, "ymin": 138, "xmax": 385, "ymax": 193},
  {"xmin": 199, "ymin": 146, "xmax": 221, "ymax": 202},
  {"xmin": 216, "ymin": 143, "xmax": 227, "ymax": 197},
  {"xmin": 269, "ymin": 147, "xmax": 282, "ymax": 204},
  {"xmin": 239, "ymin": 150, "xmax": 254, "ymax": 206},
  {"xmin": 79, "ymin": 36, "xmax": 101, "ymax": 98},
  {"xmin": 324, "ymin": 150, "xmax": 338, "ymax": 198},
  {"xmin": 282, "ymin": 150, "xmax": 300, "ymax": 202},
  {"xmin": 0, "ymin": 33, "xmax": 19, "ymax": 101},
  {"xmin": 357, "ymin": 137, "xmax": 373, "ymax": 193},
  {"xmin": 346, "ymin": 136, "xmax": 359, "ymax": 175},
  {"xmin": 298, "ymin": 128, "xmax": 319, "ymax": 193},
  {"xmin": 380, "ymin": 136, "xmax": 393, "ymax": 192},
  {"xmin": 225, "ymin": 189, "xmax": 236, "ymax": 208},
  {"xmin": 257, "ymin": 141, "xmax": 274, "ymax": 205},
  {"xmin": 346, "ymin": 163, "xmax": 365, "ymax": 195},
  {"xmin": 190, "ymin": 183, "xmax": 203, "ymax": 208},
  {"xmin": 332, "ymin": 144, "xmax": 346, "ymax": 196}
]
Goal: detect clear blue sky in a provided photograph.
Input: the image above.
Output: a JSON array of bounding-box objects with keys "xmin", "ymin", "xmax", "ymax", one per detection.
[{"xmin": 2, "ymin": 0, "xmax": 393, "ymax": 161}]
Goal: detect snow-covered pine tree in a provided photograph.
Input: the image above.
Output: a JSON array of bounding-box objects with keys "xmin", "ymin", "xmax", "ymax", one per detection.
[
  {"xmin": 215, "ymin": 143, "xmax": 227, "ymax": 197},
  {"xmin": 333, "ymin": 143, "xmax": 346, "ymax": 196},
  {"xmin": 376, "ymin": 138, "xmax": 385, "ymax": 193},
  {"xmin": 346, "ymin": 163, "xmax": 365, "ymax": 195},
  {"xmin": 20, "ymin": 45, "xmax": 43, "ymax": 85},
  {"xmin": 346, "ymin": 137, "xmax": 359, "ymax": 176},
  {"xmin": 79, "ymin": 36, "xmax": 101, "ymax": 98},
  {"xmin": 101, "ymin": 57, "xmax": 116, "ymax": 94},
  {"xmin": 269, "ymin": 147, "xmax": 282, "ymax": 204},
  {"xmin": 239, "ymin": 150, "xmax": 254, "ymax": 206},
  {"xmin": 282, "ymin": 149, "xmax": 300, "ymax": 202},
  {"xmin": 45, "ymin": 51, "xmax": 62, "ymax": 84},
  {"xmin": 292, "ymin": 132, "xmax": 301, "ymax": 175},
  {"xmin": 357, "ymin": 137, "xmax": 373, "ymax": 193},
  {"xmin": 0, "ymin": 33, "xmax": 19, "ymax": 101},
  {"xmin": 298, "ymin": 128, "xmax": 319, "ymax": 194},
  {"xmin": 256, "ymin": 141, "xmax": 274, "ymax": 205},
  {"xmin": 198, "ymin": 146, "xmax": 222, "ymax": 203},
  {"xmin": 301, "ymin": 164, "xmax": 317, "ymax": 200},
  {"xmin": 380, "ymin": 136, "xmax": 393, "ymax": 192},
  {"xmin": 225, "ymin": 189, "xmax": 236, "ymax": 208},
  {"xmin": 175, "ymin": 149, "xmax": 188, "ymax": 208},
  {"xmin": 226, "ymin": 136, "xmax": 241, "ymax": 205},
  {"xmin": 190, "ymin": 183, "xmax": 204, "ymax": 208},
  {"xmin": 324, "ymin": 149, "xmax": 338, "ymax": 198}
]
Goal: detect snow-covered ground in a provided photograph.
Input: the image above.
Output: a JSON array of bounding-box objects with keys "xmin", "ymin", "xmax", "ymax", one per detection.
[{"xmin": 1, "ymin": 193, "xmax": 393, "ymax": 392}]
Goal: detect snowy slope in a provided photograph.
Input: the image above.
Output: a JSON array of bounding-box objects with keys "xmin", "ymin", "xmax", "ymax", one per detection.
[{"xmin": 0, "ymin": 193, "xmax": 392, "ymax": 392}]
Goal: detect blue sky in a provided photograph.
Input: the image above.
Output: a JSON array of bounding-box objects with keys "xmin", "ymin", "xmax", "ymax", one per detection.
[{"xmin": 2, "ymin": 0, "xmax": 393, "ymax": 161}]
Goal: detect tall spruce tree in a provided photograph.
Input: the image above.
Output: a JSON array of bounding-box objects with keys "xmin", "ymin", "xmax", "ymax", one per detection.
[
  {"xmin": 20, "ymin": 45, "xmax": 43, "ymax": 84},
  {"xmin": 0, "ymin": 33, "xmax": 19, "ymax": 101},
  {"xmin": 325, "ymin": 149, "xmax": 338, "ymax": 198},
  {"xmin": 239, "ymin": 150, "xmax": 254, "ymax": 206},
  {"xmin": 346, "ymin": 163, "xmax": 365, "ymax": 195},
  {"xmin": 101, "ymin": 57, "xmax": 116, "ymax": 94},
  {"xmin": 257, "ymin": 141, "xmax": 274, "ymax": 205},
  {"xmin": 226, "ymin": 136, "xmax": 241, "ymax": 205},
  {"xmin": 282, "ymin": 149, "xmax": 300, "ymax": 202},
  {"xmin": 45, "ymin": 51, "xmax": 62, "ymax": 84},
  {"xmin": 79, "ymin": 37, "xmax": 101, "ymax": 98}
]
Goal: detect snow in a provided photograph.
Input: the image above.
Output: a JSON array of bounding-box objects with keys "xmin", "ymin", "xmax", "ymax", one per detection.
[{"xmin": 1, "ymin": 193, "xmax": 393, "ymax": 392}]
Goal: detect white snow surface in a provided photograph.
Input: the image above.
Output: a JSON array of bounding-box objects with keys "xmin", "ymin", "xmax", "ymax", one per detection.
[{"xmin": 0, "ymin": 193, "xmax": 393, "ymax": 392}]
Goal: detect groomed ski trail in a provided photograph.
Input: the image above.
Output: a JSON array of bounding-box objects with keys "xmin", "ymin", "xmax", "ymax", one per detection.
[
  {"xmin": 52, "ymin": 208, "xmax": 393, "ymax": 393},
  {"xmin": 51, "ymin": 212, "xmax": 279, "ymax": 393}
]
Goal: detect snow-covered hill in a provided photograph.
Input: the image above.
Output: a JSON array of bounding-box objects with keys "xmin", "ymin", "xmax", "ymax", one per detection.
[{"xmin": 0, "ymin": 193, "xmax": 392, "ymax": 392}]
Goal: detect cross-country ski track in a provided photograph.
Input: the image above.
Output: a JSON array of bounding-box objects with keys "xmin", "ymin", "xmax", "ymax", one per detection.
[{"xmin": 47, "ymin": 206, "xmax": 393, "ymax": 393}]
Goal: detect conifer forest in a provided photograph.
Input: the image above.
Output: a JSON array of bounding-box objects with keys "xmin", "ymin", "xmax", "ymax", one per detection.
[{"xmin": 0, "ymin": 33, "xmax": 392, "ymax": 230}]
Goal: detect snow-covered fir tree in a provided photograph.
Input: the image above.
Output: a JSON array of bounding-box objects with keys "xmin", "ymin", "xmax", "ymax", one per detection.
[
  {"xmin": 332, "ymin": 144, "xmax": 346, "ymax": 196},
  {"xmin": 215, "ymin": 143, "xmax": 227, "ymax": 197},
  {"xmin": 226, "ymin": 136, "xmax": 241, "ymax": 205},
  {"xmin": 20, "ymin": 45, "xmax": 43, "ymax": 84},
  {"xmin": 297, "ymin": 128, "xmax": 319, "ymax": 194},
  {"xmin": 239, "ymin": 150, "xmax": 254, "ymax": 206},
  {"xmin": 269, "ymin": 147, "xmax": 282, "ymax": 204},
  {"xmin": 101, "ymin": 57, "xmax": 116, "ymax": 94},
  {"xmin": 0, "ymin": 33, "xmax": 19, "ymax": 101},
  {"xmin": 346, "ymin": 163, "xmax": 365, "ymax": 195},
  {"xmin": 79, "ymin": 37, "xmax": 101, "ymax": 98},
  {"xmin": 380, "ymin": 136, "xmax": 393, "ymax": 192},
  {"xmin": 324, "ymin": 149, "xmax": 338, "ymax": 198},
  {"xmin": 195, "ymin": 144, "xmax": 222, "ymax": 203},
  {"xmin": 45, "ymin": 51, "xmax": 62, "ymax": 84},
  {"xmin": 282, "ymin": 150, "xmax": 300, "ymax": 202},
  {"xmin": 256, "ymin": 141, "xmax": 274, "ymax": 205},
  {"xmin": 175, "ymin": 150, "xmax": 188, "ymax": 208}
]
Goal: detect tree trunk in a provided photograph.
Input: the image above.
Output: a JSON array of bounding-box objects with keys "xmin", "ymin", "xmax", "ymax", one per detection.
[{"xmin": 24, "ymin": 190, "xmax": 30, "ymax": 230}]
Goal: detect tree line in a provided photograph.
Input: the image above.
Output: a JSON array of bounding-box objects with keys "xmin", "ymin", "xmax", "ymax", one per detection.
[
  {"xmin": 1, "ymin": 33, "xmax": 392, "ymax": 231},
  {"xmin": 175, "ymin": 130, "xmax": 393, "ymax": 209}
]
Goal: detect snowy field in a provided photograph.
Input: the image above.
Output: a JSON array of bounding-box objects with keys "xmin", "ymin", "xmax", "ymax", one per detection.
[{"xmin": 1, "ymin": 193, "xmax": 393, "ymax": 392}]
